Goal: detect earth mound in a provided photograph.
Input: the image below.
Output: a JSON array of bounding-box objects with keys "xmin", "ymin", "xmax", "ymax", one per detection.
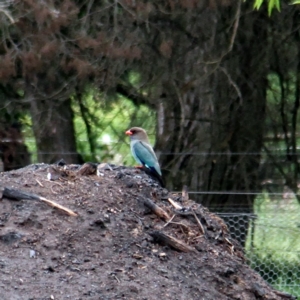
[{"xmin": 0, "ymin": 163, "xmax": 295, "ymax": 300}]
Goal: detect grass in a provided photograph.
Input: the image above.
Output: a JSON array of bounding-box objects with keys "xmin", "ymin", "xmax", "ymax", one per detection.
[{"xmin": 245, "ymin": 190, "xmax": 300, "ymax": 298}]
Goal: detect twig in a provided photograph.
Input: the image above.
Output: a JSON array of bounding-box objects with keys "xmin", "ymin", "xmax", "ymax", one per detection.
[
  {"xmin": 39, "ymin": 196, "xmax": 77, "ymax": 216},
  {"xmin": 35, "ymin": 179, "xmax": 44, "ymax": 187},
  {"xmin": 112, "ymin": 273, "xmax": 120, "ymax": 283},
  {"xmin": 150, "ymin": 231, "xmax": 194, "ymax": 252},
  {"xmin": 182, "ymin": 185, "xmax": 189, "ymax": 201},
  {"xmin": 0, "ymin": 8, "xmax": 14, "ymax": 24},
  {"xmin": 162, "ymin": 214, "xmax": 176, "ymax": 228},
  {"xmin": 227, "ymin": 0, "xmax": 241, "ymax": 54},
  {"xmin": 50, "ymin": 181, "xmax": 64, "ymax": 188},
  {"xmin": 192, "ymin": 209, "xmax": 205, "ymax": 235},
  {"xmin": 2, "ymin": 187, "xmax": 77, "ymax": 217},
  {"xmin": 50, "ymin": 185, "xmax": 59, "ymax": 194},
  {"xmin": 168, "ymin": 221, "xmax": 190, "ymax": 231},
  {"xmin": 220, "ymin": 67, "xmax": 243, "ymax": 105},
  {"xmin": 225, "ymin": 237, "xmax": 234, "ymax": 254},
  {"xmin": 168, "ymin": 198, "xmax": 182, "ymax": 209}
]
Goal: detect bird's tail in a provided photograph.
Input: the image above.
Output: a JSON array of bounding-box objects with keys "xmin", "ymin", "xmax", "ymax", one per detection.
[{"xmin": 141, "ymin": 166, "xmax": 165, "ymax": 188}]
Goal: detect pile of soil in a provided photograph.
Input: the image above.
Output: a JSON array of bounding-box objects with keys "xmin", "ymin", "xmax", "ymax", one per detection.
[{"xmin": 0, "ymin": 163, "xmax": 296, "ymax": 300}]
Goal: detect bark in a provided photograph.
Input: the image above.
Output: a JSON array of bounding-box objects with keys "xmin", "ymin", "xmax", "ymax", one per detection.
[
  {"xmin": 29, "ymin": 96, "xmax": 82, "ymax": 164},
  {"xmin": 0, "ymin": 123, "xmax": 31, "ymax": 171},
  {"xmin": 0, "ymin": 91, "xmax": 31, "ymax": 171}
]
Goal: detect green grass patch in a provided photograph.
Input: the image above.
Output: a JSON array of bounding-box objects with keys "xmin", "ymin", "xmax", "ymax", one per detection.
[{"xmin": 246, "ymin": 190, "xmax": 300, "ymax": 297}]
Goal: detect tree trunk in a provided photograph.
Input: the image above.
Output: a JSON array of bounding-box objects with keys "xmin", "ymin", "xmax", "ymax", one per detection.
[
  {"xmin": 0, "ymin": 123, "xmax": 31, "ymax": 171},
  {"xmin": 29, "ymin": 96, "xmax": 82, "ymax": 164},
  {"xmin": 0, "ymin": 88, "xmax": 31, "ymax": 170},
  {"xmin": 155, "ymin": 7, "xmax": 268, "ymax": 246}
]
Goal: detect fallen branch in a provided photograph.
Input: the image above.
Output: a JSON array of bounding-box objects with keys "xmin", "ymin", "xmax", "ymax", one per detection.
[
  {"xmin": 35, "ymin": 179, "xmax": 44, "ymax": 187},
  {"xmin": 182, "ymin": 185, "xmax": 189, "ymax": 201},
  {"xmin": 1, "ymin": 187, "xmax": 77, "ymax": 217},
  {"xmin": 192, "ymin": 209, "xmax": 206, "ymax": 235},
  {"xmin": 168, "ymin": 221, "xmax": 191, "ymax": 231},
  {"xmin": 162, "ymin": 214, "xmax": 176, "ymax": 228},
  {"xmin": 139, "ymin": 196, "xmax": 170, "ymax": 221},
  {"xmin": 150, "ymin": 231, "xmax": 195, "ymax": 252},
  {"xmin": 168, "ymin": 198, "xmax": 182, "ymax": 209}
]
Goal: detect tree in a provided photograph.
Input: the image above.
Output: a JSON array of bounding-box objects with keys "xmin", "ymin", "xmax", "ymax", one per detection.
[
  {"xmin": 0, "ymin": 0, "xmax": 147, "ymax": 163},
  {"xmin": 0, "ymin": 1, "xmax": 89, "ymax": 163},
  {"xmin": 0, "ymin": 84, "xmax": 31, "ymax": 170}
]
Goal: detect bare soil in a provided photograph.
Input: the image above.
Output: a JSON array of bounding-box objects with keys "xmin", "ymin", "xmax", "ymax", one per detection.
[{"xmin": 0, "ymin": 163, "xmax": 295, "ymax": 300}]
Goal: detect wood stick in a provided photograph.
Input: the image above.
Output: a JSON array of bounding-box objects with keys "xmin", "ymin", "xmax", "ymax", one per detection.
[
  {"xmin": 38, "ymin": 196, "xmax": 77, "ymax": 216},
  {"xmin": 139, "ymin": 196, "xmax": 170, "ymax": 221},
  {"xmin": 182, "ymin": 185, "xmax": 189, "ymax": 201},
  {"xmin": 168, "ymin": 221, "xmax": 191, "ymax": 231},
  {"xmin": 1, "ymin": 187, "xmax": 77, "ymax": 217},
  {"xmin": 150, "ymin": 231, "xmax": 195, "ymax": 252},
  {"xmin": 192, "ymin": 209, "xmax": 206, "ymax": 235},
  {"xmin": 162, "ymin": 214, "xmax": 176, "ymax": 228},
  {"xmin": 168, "ymin": 198, "xmax": 182, "ymax": 209},
  {"xmin": 35, "ymin": 179, "xmax": 44, "ymax": 187}
]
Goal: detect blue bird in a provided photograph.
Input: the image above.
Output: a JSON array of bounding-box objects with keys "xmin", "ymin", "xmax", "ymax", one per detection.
[{"xmin": 125, "ymin": 127, "xmax": 164, "ymax": 187}]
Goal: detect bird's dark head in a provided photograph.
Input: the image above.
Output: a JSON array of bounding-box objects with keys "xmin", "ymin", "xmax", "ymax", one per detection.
[{"xmin": 125, "ymin": 127, "xmax": 149, "ymax": 142}]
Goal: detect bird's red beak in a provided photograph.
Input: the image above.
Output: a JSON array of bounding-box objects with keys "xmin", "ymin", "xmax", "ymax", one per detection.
[{"xmin": 125, "ymin": 130, "xmax": 132, "ymax": 136}]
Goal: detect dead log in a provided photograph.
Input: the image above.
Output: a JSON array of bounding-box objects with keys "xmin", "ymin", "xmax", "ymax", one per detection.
[
  {"xmin": 138, "ymin": 196, "xmax": 170, "ymax": 221},
  {"xmin": 77, "ymin": 162, "xmax": 97, "ymax": 176},
  {"xmin": 150, "ymin": 230, "xmax": 195, "ymax": 252},
  {"xmin": 1, "ymin": 187, "xmax": 77, "ymax": 217}
]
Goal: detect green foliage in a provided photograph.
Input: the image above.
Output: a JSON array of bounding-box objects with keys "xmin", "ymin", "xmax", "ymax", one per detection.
[
  {"xmin": 22, "ymin": 92, "xmax": 156, "ymax": 165},
  {"xmin": 19, "ymin": 114, "xmax": 37, "ymax": 162},
  {"xmin": 264, "ymin": 71, "xmax": 300, "ymax": 186},
  {"xmin": 72, "ymin": 89, "xmax": 156, "ymax": 165},
  {"xmin": 253, "ymin": 0, "xmax": 281, "ymax": 15},
  {"xmin": 267, "ymin": 72, "xmax": 296, "ymax": 106}
]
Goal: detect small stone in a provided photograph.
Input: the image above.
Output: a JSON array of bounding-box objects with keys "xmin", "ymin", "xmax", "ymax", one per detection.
[{"xmin": 29, "ymin": 249, "xmax": 36, "ymax": 258}]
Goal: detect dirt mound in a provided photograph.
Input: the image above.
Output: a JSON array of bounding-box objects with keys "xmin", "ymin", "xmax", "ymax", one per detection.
[{"xmin": 0, "ymin": 163, "xmax": 295, "ymax": 300}]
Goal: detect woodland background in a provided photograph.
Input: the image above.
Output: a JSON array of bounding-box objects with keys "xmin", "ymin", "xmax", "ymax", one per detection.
[{"xmin": 0, "ymin": 0, "xmax": 300, "ymax": 296}]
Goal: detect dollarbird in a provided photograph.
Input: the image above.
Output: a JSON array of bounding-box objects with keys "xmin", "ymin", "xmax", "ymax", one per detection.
[{"xmin": 125, "ymin": 127, "xmax": 164, "ymax": 187}]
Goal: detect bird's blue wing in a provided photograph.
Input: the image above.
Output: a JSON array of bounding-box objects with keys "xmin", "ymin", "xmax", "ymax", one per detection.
[{"xmin": 132, "ymin": 141, "xmax": 162, "ymax": 176}]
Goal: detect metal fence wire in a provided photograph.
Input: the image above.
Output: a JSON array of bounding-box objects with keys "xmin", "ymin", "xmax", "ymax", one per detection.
[{"xmin": 209, "ymin": 192, "xmax": 300, "ymax": 298}]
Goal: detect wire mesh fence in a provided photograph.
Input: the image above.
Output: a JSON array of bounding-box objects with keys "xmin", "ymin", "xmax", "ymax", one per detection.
[{"xmin": 207, "ymin": 192, "xmax": 300, "ymax": 298}]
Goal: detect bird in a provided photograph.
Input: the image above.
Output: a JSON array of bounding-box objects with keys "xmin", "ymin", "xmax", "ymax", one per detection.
[{"xmin": 125, "ymin": 127, "xmax": 164, "ymax": 187}]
